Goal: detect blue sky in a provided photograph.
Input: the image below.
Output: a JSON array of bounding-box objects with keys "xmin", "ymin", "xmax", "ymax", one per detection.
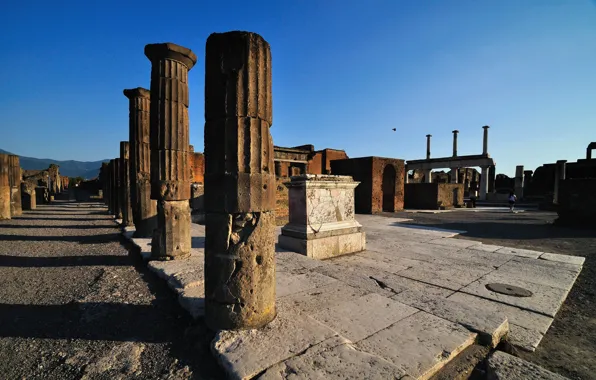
[{"xmin": 1, "ymin": 0, "xmax": 595, "ymax": 176}]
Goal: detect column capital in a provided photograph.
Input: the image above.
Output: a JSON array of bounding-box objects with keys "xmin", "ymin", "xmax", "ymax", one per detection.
[
  {"xmin": 556, "ymin": 159, "xmax": 568, "ymax": 164},
  {"xmin": 123, "ymin": 87, "xmax": 150, "ymax": 99},
  {"xmin": 482, "ymin": 125, "xmax": 490, "ymax": 129},
  {"xmin": 452, "ymin": 130, "xmax": 459, "ymax": 134},
  {"xmin": 144, "ymin": 43, "xmax": 197, "ymax": 70},
  {"xmin": 426, "ymin": 134, "xmax": 432, "ymax": 138}
]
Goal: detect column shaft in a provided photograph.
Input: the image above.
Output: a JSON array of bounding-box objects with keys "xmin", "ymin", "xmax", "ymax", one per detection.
[
  {"xmin": 8, "ymin": 155, "xmax": 22, "ymax": 216},
  {"xmin": 0, "ymin": 154, "xmax": 11, "ymax": 219},
  {"xmin": 120, "ymin": 141, "xmax": 134, "ymax": 226},
  {"xmin": 480, "ymin": 166, "xmax": 489, "ymax": 200}
]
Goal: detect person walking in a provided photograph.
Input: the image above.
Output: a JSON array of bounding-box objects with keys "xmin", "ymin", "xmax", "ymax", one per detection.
[{"xmin": 508, "ymin": 191, "xmax": 517, "ymax": 212}]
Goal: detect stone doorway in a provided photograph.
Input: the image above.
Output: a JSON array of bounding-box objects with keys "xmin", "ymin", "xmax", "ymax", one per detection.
[{"xmin": 382, "ymin": 165, "xmax": 396, "ymax": 211}]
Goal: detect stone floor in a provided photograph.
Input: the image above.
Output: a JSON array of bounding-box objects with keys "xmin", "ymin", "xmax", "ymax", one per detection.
[{"xmin": 123, "ymin": 214, "xmax": 583, "ymax": 380}]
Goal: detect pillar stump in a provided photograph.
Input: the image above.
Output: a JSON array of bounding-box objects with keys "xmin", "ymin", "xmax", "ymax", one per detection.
[
  {"xmin": 204, "ymin": 31, "xmax": 276, "ymax": 330},
  {"xmin": 21, "ymin": 182, "xmax": 36, "ymax": 210},
  {"xmin": 124, "ymin": 87, "xmax": 157, "ymax": 237},
  {"xmin": 0, "ymin": 154, "xmax": 11, "ymax": 219},
  {"xmin": 279, "ymin": 175, "xmax": 366, "ymax": 259},
  {"xmin": 120, "ymin": 141, "xmax": 134, "ymax": 227},
  {"xmin": 145, "ymin": 43, "xmax": 196, "ymax": 260},
  {"xmin": 8, "ymin": 155, "xmax": 22, "ymax": 216}
]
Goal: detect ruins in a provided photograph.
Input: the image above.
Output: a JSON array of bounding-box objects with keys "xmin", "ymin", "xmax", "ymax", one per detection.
[
  {"xmin": 20, "ymin": 182, "xmax": 36, "ymax": 210},
  {"xmin": 145, "ymin": 42, "xmax": 196, "ymax": 260},
  {"xmin": 8, "ymin": 155, "xmax": 22, "ymax": 217},
  {"xmin": 0, "ymin": 153, "xmax": 11, "ymax": 219},
  {"xmin": 120, "ymin": 141, "xmax": 134, "ymax": 227},
  {"xmin": 203, "ymin": 31, "xmax": 276, "ymax": 330}
]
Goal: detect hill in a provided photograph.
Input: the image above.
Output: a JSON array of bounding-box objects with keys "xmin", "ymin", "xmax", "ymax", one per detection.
[{"xmin": 0, "ymin": 149, "xmax": 109, "ymax": 179}]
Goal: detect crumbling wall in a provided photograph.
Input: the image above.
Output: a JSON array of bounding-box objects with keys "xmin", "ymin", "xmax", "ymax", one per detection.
[
  {"xmin": 557, "ymin": 178, "xmax": 596, "ymax": 226},
  {"xmin": 371, "ymin": 158, "xmax": 405, "ymax": 212},
  {"xmin": 405, "ymin": 183, "xmax": 464, "ymax": 209}
]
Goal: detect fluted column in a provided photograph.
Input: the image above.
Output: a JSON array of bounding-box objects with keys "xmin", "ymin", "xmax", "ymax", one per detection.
[
  {"xmin": 120, "ymin": 141, "xmax": 134, "ymax": 226},
  {"xmin": 0, "ymin": 154, "xmax": 11, "ymax": 219},
  {"xmin": 204, "ymin": 31, "xmax": 276, "ymax": 330},
  {"xmin": 145, "ymin": 42, "xmax": 197, "ymax": 259},
  {"xmin": 124, "ymin": 87, "xmax": 157, "ymax": 237},
  {"xmin": 8, "ymin": 155, "xmax": 22, "ymax": 216}
]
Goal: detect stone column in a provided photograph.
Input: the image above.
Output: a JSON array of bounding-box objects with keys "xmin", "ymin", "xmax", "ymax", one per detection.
[
  {"xmin": 274, "ymin": 161, "xmax": 282, "ymax": 177},
  {"xmin": 106, "ymin": 161, "xmax": 113, "ymax": 213},
  {"xmin": 482, "ymin": 125, "xmax": 490, "ymax": 155},
  {"xmin": 424, "ymin": 169, "xmax": 432, "ymax": 183},
  {"xmin": 21, "ymin": 182, "xmax": 36, "ymax": 210},
  {"xmin": 110, "ymin": 159, "xmax": 121, "ymax": 218},
  {"xmin": 488, "ymin": 165, "xmax": 496, "ymax": 193},
  {"xmin": 124, "ymin": 87, "xmax": 157, "ymax": 238},
  {"xmin": 145, "ymin": 42, "xmax": 196, "ymax": 259},
  {"xmin": 523, "ymin": 170, "xmax": 533, "ymax": 196},
  {"xmin": 120, "ymin": 142, "xmax": 134, "ymax": 227},
  {"xmin": 0, "ymin": 154, "xmax": 11, "ymax": 219},
  {"xmin": 426, "ymin": 134, "xmax": 432, "ymax": 159},
  {"xmin": 8, "ymin": 155, "xmax": 22, "ymax": 216},
  {"xmin": 553, "ymin": 160, "xmax": 567, "ymax": 205},
  {"xmin": 514, "ymin": 165, "xmax": 524, "ymax": 199},
  {"xmin": 480, "ymin": 166, "xmax": 489, "ymax": 200},
  {"xmin": 450, "ymin": 168, "xmax": 458, "ymax": 184},
  {"xmin": 204, "ymin": 31, "xmax": 276, "ymax": 330},
  {"xmin": 452, "ymin": 130, "xmax": 459, "ymax": 157}
]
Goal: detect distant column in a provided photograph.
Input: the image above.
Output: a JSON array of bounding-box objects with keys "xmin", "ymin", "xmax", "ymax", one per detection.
[
  {"xmin": 8, "ymin": 155, "xmax": 22, "ymax": 216},
  {"xmin": 514, "ymin": 165, "xmax": 524, "ymax": 199},
  {"xmin": 553, "ymin": 160, "xmax": 567, "ymax": 205},
  {"xmin": 479, "ymin": 166, "xmax": 489, "ymax": 200},
  {"xmin": 21, "ymin": 182, "xmax": 36, "ymax": 210},
  {"xmin": 452, "ymin": 130, "xmax": 459, "ymax": 157},
  {"xmin": 145, "ymin": 42, "xmax": 197, "ymax": 259},
  {"xmin": 120, "ymin": 141, "xmax": 134, "ymax": 227},
  {"xmin": 124, "ymin": 87, "xmax": 157, "ymax": 237},
  {"xmin": 482, "ymin": 126, "xmax": 490, "ymax": 155},
  {"xmin": 100, "ymin": 162, "xmax": 109, "ymax": 207},
  {"xmin": 426, "ymin": 134, "xmax": 432, "ymax": 159},
  {"xmin": 450, "ymin": 168, "xmax": 458, "ymax": 184},
  {"xmin": 204, "ymin": 31, "xmax": 276, "ymax": 330},
  {"xmin": 488, "ymin": 165, "xmax": 496, "ymax": 193},
  {"xmin": 424, "ymin": 169, "xmax": 432, "ymax": 183},
  {"xmin": 0, "ymin": 154, "xmax": 11, "ymax": 219},
  {"xmin": 106, "ymin": 160, "xmax": 113, "ymax": 213}
]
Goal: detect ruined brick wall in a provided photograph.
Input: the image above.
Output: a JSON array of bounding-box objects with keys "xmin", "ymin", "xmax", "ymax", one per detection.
[
  {"xmin": 275, "ymin": 177, "xmax": 290, "ymax": 225},
  {"xmin": 371, "ymin": 157, "xmax": 405, "ymax": 212},
  {"xmin": 557, "ymin": 178, "xmax": 596, "ymax": 225},
  {"xmin": 330, "ymin": 157, "xmax": 374, "ymax": 214},
  {"xmin": 191, "ymin": 153, "xmax": 205, "ymax": 183},
  {"xmin": 307, "ymin": 152, "xmax": 324, "ymax": 174},
  {"xmin": 405, "ymin": 183, "xmax": 464, "ymax": 209}
]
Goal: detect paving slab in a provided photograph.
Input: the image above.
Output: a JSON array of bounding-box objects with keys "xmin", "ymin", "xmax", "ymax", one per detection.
[
  {"xmin": 508, "ymin": 324, "xmax": 543, "ymax": 352},
  {"xmin": 274, "ymin": 248, "xmax": 325, "ymax": 274},
  {"xmin": 392, "ymin": 289, "xmax": 509, "ymax": 347},
  {"xmin": 394, "ymin": 261, "xmax": 493, "ymax": 291},
  {"xmin": 372, "ymin": 272, "xmax": 455, "ymax": 300},
  {"xmin": 494, "ymin": 246, "xmax": 542, "ymax": 259},
  {"xmin": 494, "ymin": 258, "xmax": 580, "ymax": 290},
  {"xmin": 311, "ymin": 293, "xmax": 418, "ymax": 342},
  {"xmin": 334, "ymin": 253, "xmax": 410, "ymax": 274},
  {"xmin": 487, "ymin": 351, "xmax": 568, "ymax": 380},
  {"xmin": 539, "ymin": 252, "xmax": 585, "ymax": 266},
  {"xmin": 147, "ymin": 256, "xmax": 203, "ymax": 281},
  {"xmin": 178, "ymin": 285, "xmax": 205, "ymax": 319},
  {"xmin": 276, "ymin": 271, "xmax": 338, "ymax": 298},
  {"xmin": 279, "ymin": 282, "xmax": 370, "ymax": 314},
  {"xmin": 356, "ymin": 311, "xmax": 477, "ymax": 379},
  {"xmin": 427, "ymin": 237, "xmax": 483, "ymax": 249},
  {"xmin": 258, "ymin": 337, "xmax": 407, "ymax": 380},
  {"xmin": 211, "ymin": 303, "xmax": 338, "ymax": 380},
  {"xmin": 463, "ymin": 244, "xmax": 503, "ymax": 253},
  {"xmin": 167, "ymin": 269, "xmax": 203, "ymax": 293},
  {"xmin": 459, "ymin": 272, "xmax": 571, "ymax": 317}
]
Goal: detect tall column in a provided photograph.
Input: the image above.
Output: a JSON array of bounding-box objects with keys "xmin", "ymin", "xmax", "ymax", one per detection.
[
  {"xmin": 204, "ymin": 31, "xmax": 276, "ymax": 330},
  {"xmin": 8, "ymin": 155, "xmax": 22, "ymax": 216},
  {"xmin": 124, "ymin": 87, "xmax": 157, "ymax": 237},
  {"xmin": 106, "ymin": 160, "xmax": 113, "ymax": 213},
  {"xmin": 488, "ymin": 165, "xmax": 496, "ymax": 193},
  {"xmin": 111, "ymin": 159, "xmax": 121, "ymax": 218},
  {"xmin": 482, "ymin": 125, "xmax": 490, "ymax": 155},
  {"xmin": 553, "ymin": 160, "xmax": 567, "ymax": 205},
  {"xmin": 479, "ymin": 166, "xmax": 489, "ymax": 200},
  {"xmin": 0, "ymin": 154, "xmax": 11, "ymax": 219},
  {"xmin": 426, "ymin": 134, "xmax": 432, "ymax": 159},
  {"xmin": 514, "ymin": 165, "xmax": 524, "ymax": 199},
  {"xmin": 452, "ymin": 130, "xmax": 459, "ymax": 157},
  {"xmin": 120, "ymin": 142, "xmax": 134, "ymax": 227},
  {"xmin": 145, "ymin": 42, "xmax": 196, "ymax": 259}
]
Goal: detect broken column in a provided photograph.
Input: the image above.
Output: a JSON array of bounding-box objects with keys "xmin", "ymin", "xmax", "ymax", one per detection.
[
  {"xmin": 120, "ymin": 141, "xmax": 134, "ymax": 227},
  {"xmin": 553, "ymin": 160, "xmax": 567, "ymax": 205},
  {"xmin": 145, "ymin": 42, "xmax": 196, "ymax": 259},
  {"xmin": 204, "ymin": 31, "xmax": 276, "ymax": 330},
  {"xmin": 514, "ymin": 165, "xmax": 524, "ymax": 200},
  {"xmin": 8, "ymin": 155, "xmax": 22, "ymax": 216},
  {"xmin": 124, "ymin": 87, "xmax": 157, "ymax": 237},
  {"xmin": 279, "ymin": 175, "xmax": 366, "ymax": 259},
  {"xmin": 482, "ymin": 125, "xmax": 490, "ymax": 155},
  {"xmin": 20, "ymin": 182, "xmax": 36, "ymax": 210},
  {"xmin": 0, "ymin": 154, "xmax": 10, "ymax": 219}
]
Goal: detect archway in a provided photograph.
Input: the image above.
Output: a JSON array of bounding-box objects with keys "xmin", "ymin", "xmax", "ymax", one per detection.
[{"xmin": 382, "ymin": 165, "xmax": 396, "ymax": 211}]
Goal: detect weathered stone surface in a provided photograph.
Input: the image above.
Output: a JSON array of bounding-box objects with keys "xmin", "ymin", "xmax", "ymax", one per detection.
[
  {"xmin": 20, "ymin": 182, "xmax": 36, "ymax": 210},
  {"xmin": 311, "ymin": 293, "xmax": 418, "ymax": 342},
  {"xmin": 487, "ymin": 351, "xmax": 568, "ymax": 380},
  {"xmin": 211, "ymin": 303, "xmax": 337, "ymax": 380},
  {"xmin": 274, "ymin": 248, "xmax": 325, "ymax": 274},
  {"xmin": 258, "ymin": 337, "xmax": 407, "ymax": 380},
  {"xmin": 120, "ymin": 141, "xmax": 134, "ymax": 227},
  {"xmin": 508, "ymin": 324, "xmax": 544, "ymax": 352},
  {"xmin": 0, "ymin": 154, "xmax": 10, "ymax": 219},
  {"xmin": 539, "ymin": 252, "xmax": 585, "ymax": 266},
  {"xmin": 356, "ymin": 311, "xmax": 477, "ymax": 379},
  {"xmin": 276, "ymin": 271, "xmax": 337, "ymax": 298},
  {"xmin": 494, "ymin": 246, "xmax": 542, "ymax": 259},
  {"xmin": 151, "ymin": 200, "xmax": 192, "ymax": 260},
  {"xmin": 427, "ymin": 237, "xmax": 482, "ymax": 249},
  {"xmin": 278, "ymin": 282, "xmax": 368, "ymax": 314},
  {"xmin": 395, "ymin": 260, "xmax": 493, "ymax": 291},
  {"xmin": 8, "ymin": 155, "xmax": 22, "ymax": 216},
  {"xmin": 495, "ymin": 258, "xmax": 580, "ymax": 290},
  {"xmin": 204, "ymin": 31, "xmax": 276, "ymax": 330},
  {"xmin": 178, "ymin": 285, "xmax": 205, "ymax": 319}
]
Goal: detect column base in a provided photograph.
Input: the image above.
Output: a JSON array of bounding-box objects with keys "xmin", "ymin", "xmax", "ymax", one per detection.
[{"xmin": 279, "ymin": 229, "xmax": 366, "ymax": 260}]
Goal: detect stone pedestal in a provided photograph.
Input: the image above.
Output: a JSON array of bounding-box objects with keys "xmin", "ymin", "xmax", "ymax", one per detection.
[
  {"xmin": 279, "ymin": 175, "xmax": 365, "ymax": 259},
  {"xmin": 8, "ymin": 155, "xmax": 22, "ymax": 216},
  {"xmin": 124, "ymin": 87, "xmax": 158, "ymax": 237},
  {"xmin": 120, "ymin": 141, "xmax": 134, "ymax": 227},
  {"xmin": 21, "ymin": 182, "xmax": 36, "ymax": 210},
  {"xmin": 0, "ymin": 154, "xmax": 11, "ymax": 219},
  {"xmin": 145, "ymin": 42, "xmax": 196, "ymax": 259},
  {"xmin": 514, "ymin": 165, "xmax": 524, "ymax": 200},
  {"xmin": 204, "ymin": 31, "xmax": 276, "ymax": 330}
]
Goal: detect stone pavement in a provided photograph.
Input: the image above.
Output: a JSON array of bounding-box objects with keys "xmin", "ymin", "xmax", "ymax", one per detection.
[{"xmin": 120, "ymin": 213, "xmax": 583, "ymax": 380}]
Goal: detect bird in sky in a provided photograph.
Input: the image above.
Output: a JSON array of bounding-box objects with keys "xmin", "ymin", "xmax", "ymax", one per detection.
[{"xmin": 391, "ymin": 128, "xmax": 396, "ymax": 131}]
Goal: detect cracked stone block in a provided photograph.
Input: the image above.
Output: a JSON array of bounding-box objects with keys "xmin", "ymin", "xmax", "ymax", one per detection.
[{"xmin": 487, "ymin": 351, "xmax": 568, "ymax": 380}]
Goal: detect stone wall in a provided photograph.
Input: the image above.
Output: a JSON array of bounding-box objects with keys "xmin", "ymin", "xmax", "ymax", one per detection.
[
  {"xmin": 557, "ymin": 178, "xmax": 596, "ymax": 226},
  {"xmin": 275, "ymin": 177, "xmax": 290, "ymax": 226},
  {"xmin": 191, "ymin": 153, "xmax": 204, "ymax": 184},
  {"xmin": 405, "ymin": 183, "xmax": 464, "ymax": 210}
]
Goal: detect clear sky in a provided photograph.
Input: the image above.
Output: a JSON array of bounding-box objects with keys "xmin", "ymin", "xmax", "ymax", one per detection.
[{"xmin": 1, "ymin": 0, "xmax": 595, "ymax": 176}]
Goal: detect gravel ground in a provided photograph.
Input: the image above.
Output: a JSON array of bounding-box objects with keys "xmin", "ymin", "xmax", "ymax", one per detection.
[
  {"xmin": 389, "ymin": 208, "xmax": 596, "ymax": 380},
  {"xmin": 0, "ymin": 201, "xmax": 223, "ymax": 380}
]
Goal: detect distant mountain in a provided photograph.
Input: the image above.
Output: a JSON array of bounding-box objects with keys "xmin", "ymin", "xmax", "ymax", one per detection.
[{"xmin": 0, "ymin": 149, "xmax": 109, "ymax": 179}]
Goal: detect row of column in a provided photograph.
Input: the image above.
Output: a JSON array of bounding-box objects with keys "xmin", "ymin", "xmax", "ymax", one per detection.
[
  {"xmin": 0, "ymin": 154, "xmax": 29, "ymax": 219},
  {"xmin": 102, "ymin": 32, "xmax": 276, "ymax": 330}
]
